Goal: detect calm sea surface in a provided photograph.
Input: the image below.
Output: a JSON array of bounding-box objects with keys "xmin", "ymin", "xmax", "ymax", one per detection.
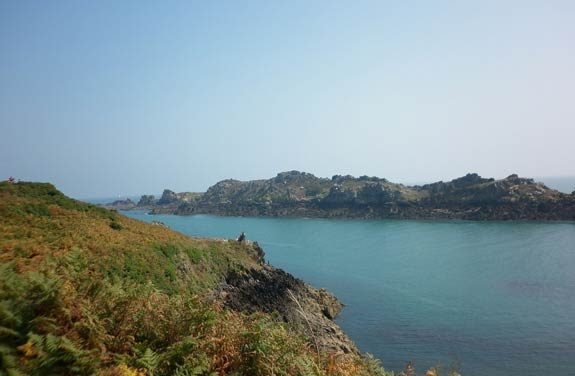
[{"xmin": 122, "ymin": 211, "xmax": 575, "ymax": 376}]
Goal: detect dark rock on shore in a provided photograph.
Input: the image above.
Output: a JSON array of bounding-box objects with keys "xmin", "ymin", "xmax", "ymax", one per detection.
[{"xmin": 214, "ymin": 264, "xmax": 356, "ymax": 354}]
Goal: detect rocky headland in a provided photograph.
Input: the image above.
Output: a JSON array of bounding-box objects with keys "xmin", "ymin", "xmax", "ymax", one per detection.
[
  {"xmin": 110, "ymin": 171, "xmax": 575, "ymax": 220},
  {"xmin": 213, "ymin": 254, "xmax": 357, "ymax": 354},
  {"xmin": 0, "ymin": 181, "xmax": 387, "ymax": 375}
]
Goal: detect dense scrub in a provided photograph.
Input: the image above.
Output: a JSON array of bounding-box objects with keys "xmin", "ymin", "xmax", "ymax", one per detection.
[{"xmin": 0, "ymin": 182, "xmax": 396, "ymax": 375}]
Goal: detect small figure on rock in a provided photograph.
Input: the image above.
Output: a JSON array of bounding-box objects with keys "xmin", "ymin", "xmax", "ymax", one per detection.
[
  {"xmin": 398, "ymin": 362, "xmax": 415, "ymax": 376},
  {"xmin": 237, "ymin": 231, "xmax": 246, "ymax": 243}
]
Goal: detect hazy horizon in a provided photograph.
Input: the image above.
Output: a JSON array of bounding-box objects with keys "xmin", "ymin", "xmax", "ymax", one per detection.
[{"xmin": 2, "ymin": 1, "xmax": 574, "ymax": 198}]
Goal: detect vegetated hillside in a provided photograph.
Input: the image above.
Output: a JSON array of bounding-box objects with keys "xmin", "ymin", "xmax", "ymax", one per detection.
[
  {"xmin": 0, "ymin": 181, "xmax": 395, "ymax": 375},
  {"xmin": 127, "ymin": 171, "xmax": 575, "ymax": 220}
]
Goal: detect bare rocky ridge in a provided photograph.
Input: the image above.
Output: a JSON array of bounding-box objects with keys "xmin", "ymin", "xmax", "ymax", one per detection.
[{"xmin": 117, "ymin": 171, "xmax": 575, "ymax": 220}]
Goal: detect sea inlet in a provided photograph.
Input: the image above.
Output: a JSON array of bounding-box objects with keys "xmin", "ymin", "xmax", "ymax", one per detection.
[{"xmin": 123, "ymin": 211, "xmax": 575, "ymax": 376}]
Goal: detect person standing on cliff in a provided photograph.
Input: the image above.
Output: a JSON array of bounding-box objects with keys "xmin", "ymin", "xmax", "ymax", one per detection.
[{"xmin": 237, "ymin": 232, "xmax": 246, "ymax": 243}]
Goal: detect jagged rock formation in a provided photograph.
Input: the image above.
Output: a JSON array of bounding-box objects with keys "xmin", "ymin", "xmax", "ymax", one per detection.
[
  {"xmin": 158, "ymin": 189, "xmax": 179, "ymax": 205},
  {"xmin": 137, "ymin": 194, "xmax": 156, "ymax": 206},
  {"xmin": 111, "ymin": 191, "xmax": 202, "ymax": 212},
  {"xmin": 214, "ymin": 264, "xmax": 356, "ymax": 354},
  {"xmin": 105, "ymin": 198, "xmax": 136, "ymax": 210},
  {"xmin": 139, "ymin": 171, "xmax": 575, "ymax": 220},
  {"xmin": 210, "ymin": 240, "xmax": 354, "ymax": 353}
]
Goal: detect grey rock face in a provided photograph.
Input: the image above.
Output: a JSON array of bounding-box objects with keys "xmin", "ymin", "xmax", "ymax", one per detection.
[
  {"xmin": 158, "ymin": 189, "xmax": 178, "ymax": 205},
  {"xmin": 137, "ymin": 194, "xmax": 156, "ymax": 206},
  {"xmin": 215, "ymin": 265, "xmax": 355, "ymax": 354}
]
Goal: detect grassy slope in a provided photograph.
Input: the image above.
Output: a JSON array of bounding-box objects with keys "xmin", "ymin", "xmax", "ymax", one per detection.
[{"xmin": 0, "ymin": 182, "xmax": 390, "ymax": 376}]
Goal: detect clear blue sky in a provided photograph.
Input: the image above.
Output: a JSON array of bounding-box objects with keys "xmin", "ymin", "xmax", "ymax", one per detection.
[{"xmin": 1, "ymin": 1, "xmax": 574, "ymax": 198}]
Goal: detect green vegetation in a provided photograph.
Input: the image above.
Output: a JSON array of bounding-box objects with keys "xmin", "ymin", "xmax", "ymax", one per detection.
[
  {"xmin": 0, "ymin": 181, "xmax": 400, "ymax": 375},
  {"xmin": 109, "ymin": 221, "xmax": 123, "ymax": 231}
]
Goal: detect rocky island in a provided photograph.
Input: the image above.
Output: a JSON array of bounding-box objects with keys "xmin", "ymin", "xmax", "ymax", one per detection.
[{"xmin": 112, "ymin": 171, "xmax": 575, "ymax": 221}]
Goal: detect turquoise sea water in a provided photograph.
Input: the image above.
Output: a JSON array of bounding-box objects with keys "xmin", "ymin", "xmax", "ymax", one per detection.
[{"xmin": 122, "ymin": 211, "xmax": 575, "ymax": 375}]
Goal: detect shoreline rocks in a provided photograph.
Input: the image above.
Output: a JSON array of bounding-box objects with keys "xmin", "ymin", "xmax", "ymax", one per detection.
[{"xmin": 213, "ymin": 264, "xmax": 357, "ymax": 355}]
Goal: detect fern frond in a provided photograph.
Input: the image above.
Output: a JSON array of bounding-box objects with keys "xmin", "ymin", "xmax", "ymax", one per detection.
[
  {"xmin": 0, "ymin": 343, "xmax": 24, "ymax": 376},
  {"xmin": 136, "ymin": 348, "xmax": 159, "ymax": 376}
]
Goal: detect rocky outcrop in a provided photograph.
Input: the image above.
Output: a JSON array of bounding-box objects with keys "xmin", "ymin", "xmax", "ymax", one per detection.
[
  {"xmin": 121, "ymin": 171, "xmax": 575, "ymax": 220},
  {"xmin": 419, "ymin": 173, "xmax": 494, "ymax": 194},
  {"xmin": 214, "ymin": 264, "xmax": 356, "ymax": 354},
  {"xmin": 137, "ymin": 194, "xmax": 156, "ymax": 206},
  {"xmin": 104, "ymin": 198, "xmax": 136, "ymax": 210},
  {"xmin": 158, "ymin": 189, "xmax": 179, "ymax": 205},
  {"xmin": 145, "ymin": 191, "xmax": 203, "ymax": 213}
]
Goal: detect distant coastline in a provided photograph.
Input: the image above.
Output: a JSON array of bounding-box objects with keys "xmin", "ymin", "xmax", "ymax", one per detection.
[{"xmin": 102, "ymin": 171, "xmax": 575, "ymax": 221}]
